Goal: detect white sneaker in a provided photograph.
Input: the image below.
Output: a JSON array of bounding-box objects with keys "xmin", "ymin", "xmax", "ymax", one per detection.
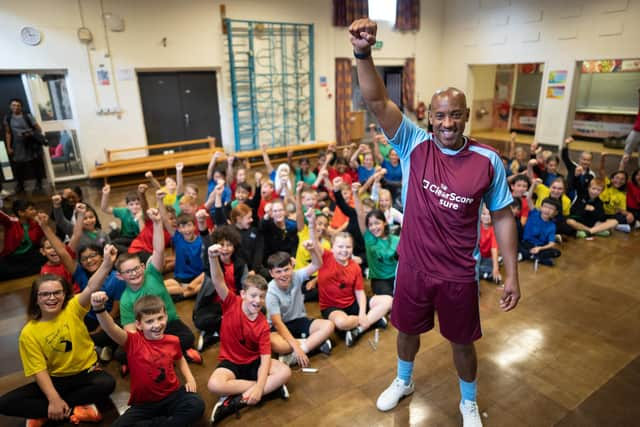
[
  {"xmin": 376, "ymin": 377, "xmax": 414, "ymax": 411},
  {"xmin": 459, "ymin": 399, "xmax": 483, "ymax": 427},
  {"xmin": 616, "ymin": 223, "xmax": 631, "ymax": 233}
]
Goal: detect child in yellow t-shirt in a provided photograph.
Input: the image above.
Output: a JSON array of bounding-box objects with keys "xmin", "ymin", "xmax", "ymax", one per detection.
[{"xmin": 0, "ymin": 245, "xmax": 118, "ymax": 425}]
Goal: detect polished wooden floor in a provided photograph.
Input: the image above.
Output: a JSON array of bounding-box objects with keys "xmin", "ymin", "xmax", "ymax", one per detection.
[{"xmin": 1, "ymin": 182, "xmax": 639, "ymax": 426}]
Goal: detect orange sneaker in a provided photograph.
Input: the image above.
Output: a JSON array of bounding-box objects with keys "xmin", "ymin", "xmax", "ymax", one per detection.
[
  {"xmin": 185, "ymin": 348, "xmax": 203, "ymax": 364},
  {"xmin": 25, "ymin": 418, "xmax": 47, "ymax": 427},
  {"xmin": 69, "ymin": 404, "xmax": 102, "ymax": 424}
]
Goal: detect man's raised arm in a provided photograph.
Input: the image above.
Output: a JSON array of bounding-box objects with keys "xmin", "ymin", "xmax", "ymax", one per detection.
[{"xmin": 349, "ymin": 19, "xmax": 403, "ymax": 137}]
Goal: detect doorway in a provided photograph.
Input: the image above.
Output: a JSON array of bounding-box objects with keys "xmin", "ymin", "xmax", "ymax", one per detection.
[{"xmin": 137, "ymin": 71, "xmax": 222, "ymax": 153}]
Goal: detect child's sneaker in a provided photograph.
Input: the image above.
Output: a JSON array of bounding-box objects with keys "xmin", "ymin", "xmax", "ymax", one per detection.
[
  {"xmin": 279, "ymin": 384, "xmax": 290, "ymax": 400},
  {"xmin": 69, "ymin": 404, "xmax": 102, "ymax": 424},
  {"xmin": 595, "ymin": 230, "xmax": 611, "ymax": 237},
  {"xmin": 376, "ymin": 377, "xmax": 414, "ymax": 411},
  {"xmin": 459, "ymin": 399, "xmax": 483, "ymax": 427},
  {"xmin": 373, "ymin": 316, "xmax": 388, "ymax": 329},
  {"xmin": 319, "ymin": 338, "xmax": 332, "ymax": 355},
  {"xmin": 616, "ymin": 223, "xmax": 631, "ymax": 233},
  {"xmin": 576, "ymin": 230, "xmax": 588, "ymax": 239},
  {"xmin": 25, "ymin": 418, "xmax": 47, "ymax": 427},
  {"xmin": 345, "ymin": 327, "xmax": 362, "ymax": 347},
  {"xmin": 278, "ymin": 352, "xmax": 298, "ymax": 367},
  {"xmin": 210, "ymin": 395, "xmax": 245, "ymax": 424},
  {"xmin": 184, "ymin": 348, "xmax": 202, "ymax": 364},
  {"xmin": 99, "ymin": 346, "xmax": 113, "ymax": 362}
]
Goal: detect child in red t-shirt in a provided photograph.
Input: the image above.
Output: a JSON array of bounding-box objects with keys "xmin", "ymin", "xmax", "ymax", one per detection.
[
  {"xmin": 206, "ymin": 243, "xmax": 291, "ymax": 424},
  {"xmin": 36, "ymin": 212, "xmax": 81, "ymax": 293},
  {"xmin": 317, "ymin": 232, "xmax": 386, "ymax": 347},
  {"xmin": 91, "ymin": 293, "xmax": 204, "ymax": 426},
  {"xmin": 479, "ymin": 205, "xmax": 502, "ymax": 283}
]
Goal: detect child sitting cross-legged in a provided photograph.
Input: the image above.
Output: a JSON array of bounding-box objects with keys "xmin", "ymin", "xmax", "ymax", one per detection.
[
  {"xmin": 267, "ymin": 208, "xmax": 335, "ymax": 368},
  {"xmin": 519, "ymin": 197, "xmax": 562, "ymax": 267},
  {"xmin": 566, "ymin": 178, "xmax": 618, "ymax": 238},
  {"xmin": 90, "ymin": 292, "xmax": 204, "ymax": 427},
  {"xmin": 318, "ymin": 231, "xmax": 388, "ymax": 347},
  {"xmin": 206, "ymin": 244, "xmax": 291, "ymax": 424}
]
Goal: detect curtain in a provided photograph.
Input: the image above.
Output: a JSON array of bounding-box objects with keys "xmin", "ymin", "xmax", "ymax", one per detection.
[
  {"xmin": 402, "ymin": 58, "xmax": 415, "ymax": 112},
  {"xmin": 335, "ymin": 58, "xmax": 353, "ymax": 145},
  {"xmin": 395, "ymin": 0, "xmax": 420, "ymax": 31},
  {"xmin": 333, "ymin": 0, "xmax": 369, "ymax": 27}
]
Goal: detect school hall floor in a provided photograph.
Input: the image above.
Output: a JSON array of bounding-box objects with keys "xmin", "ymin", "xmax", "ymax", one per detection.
[{"xmin": 1, "ymin": 183, "xmax": 640, "ymax": 427}]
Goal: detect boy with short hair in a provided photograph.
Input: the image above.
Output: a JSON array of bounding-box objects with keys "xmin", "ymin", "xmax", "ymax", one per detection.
[
  {"xmin": 91, "ymin": 293, "xmax": 204, "ymax": 427},
  {"xmin": 207, "ymin": 243, "xmax": 291, "ymax": 424},
  {"xmin": 117, "ymin": 207, "xmax": 201, "ymax": 364},
  {"xmin": 267, "ymin": 209, "xmax": 334, "ymax": 367},
  {"xmin": 0, "ymin": 199, "xmax": 45, "ymax": 279},
  {"xmin": 100, "ymin": 184, "xmax": 144, "ymax": 248},
  {"xmin": 567, "ymin": 178, "xmax": 618, "ymax": 238},
  {"xmin": 162, "ymin": 209, "xmax": 205, "ymax": 300},
  {"xmin": 519, "ymin": 197, "xmax": 562, "ymax": 267}
]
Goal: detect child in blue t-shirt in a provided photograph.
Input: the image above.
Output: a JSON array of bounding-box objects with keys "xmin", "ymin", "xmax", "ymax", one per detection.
[
  {"xmin": 159, "ymin": 189, "xmax": 204, "ymax": 300},
  {"xmin": 519, "ymin": 197, "xmax": 562, "ymax": 267}
]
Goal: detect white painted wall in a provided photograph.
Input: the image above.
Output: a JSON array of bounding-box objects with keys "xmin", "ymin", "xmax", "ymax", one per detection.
[
  {"xmin": 4, "ymin": 0, "xmax": 637, "ymax": 174},
  {"xmin": 443, "ymin": 0, "xmax": 640, "ymax": 145},
  {"xmin": 0, "ymin": 0, "xmax": 444, "ymax": 174}
]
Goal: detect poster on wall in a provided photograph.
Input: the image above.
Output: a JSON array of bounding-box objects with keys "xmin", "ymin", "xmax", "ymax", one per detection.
[
  {"xmin": 90, "ymin": 49, "xmax": 118, "ymax": 110},
  {"xmin": 581, "ymin": 59, "xmax": 640, "ymax": 73},
  {"xmin": 548, "ymin": 70, "xmax": 567, "ymax": 85},
  {"xmin": 546, "ymin": 85, "xmax": 565, "ymax": 99}
]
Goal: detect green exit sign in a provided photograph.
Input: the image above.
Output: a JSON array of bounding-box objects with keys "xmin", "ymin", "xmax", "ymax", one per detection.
[{"xmin": 373, "ymin": 40, "xmax": 383, "ymax": 49}]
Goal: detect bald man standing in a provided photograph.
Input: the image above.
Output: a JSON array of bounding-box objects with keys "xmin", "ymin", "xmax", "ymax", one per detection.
[{"xmin": 349, "ymin": 19, "xmax": 520, "ymax": 426}]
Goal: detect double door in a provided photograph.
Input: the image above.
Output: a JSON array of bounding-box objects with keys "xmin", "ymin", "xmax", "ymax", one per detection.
[{"xmin": 138, "ymin": 71, "xmax": 222, "ymax": 153}]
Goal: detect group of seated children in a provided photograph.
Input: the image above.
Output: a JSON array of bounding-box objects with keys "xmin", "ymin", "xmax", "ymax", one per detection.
[
  {"xmin": 0, "ymin": 136, "xmax": 405, "ymax": 426},
  {"xmin": 493, "ymin": 133, "xmax": 640, "ymax": 271}
]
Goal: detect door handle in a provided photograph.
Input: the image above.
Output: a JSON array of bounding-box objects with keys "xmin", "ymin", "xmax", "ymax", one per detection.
[{"xmin": 184, "ymin": 113, "xmax": 190, "ymax": 127}]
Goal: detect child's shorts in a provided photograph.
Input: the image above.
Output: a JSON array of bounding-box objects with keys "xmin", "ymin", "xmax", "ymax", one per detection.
[
  {"xmin": 370, "ymin": 278, "xmax": 394, "ymax": 296},
  {"xmin": 271, "ymin": 317, "xmax": 313, "ymax": 338},
  {"xmin": 320, "ymin": 299, "xmax": 370, "ymax": 319},
  {"xmin": 391, "ymin": 261, "xmax": 481, "ymax": 345},
  {"xmin": 217, "ymin": 357, "xmax": 261, "ymax": 381}
]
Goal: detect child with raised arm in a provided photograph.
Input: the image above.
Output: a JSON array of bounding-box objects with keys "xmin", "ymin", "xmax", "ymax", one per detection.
[
  {"xmin": 36, "ymin": 211, "xmax": 125, "ymax": 362},
  {"xmin": 207, "ymin": 243, "xmax": 291, "ymax": 424},
  {"xmin": 206, "ymin": 151, "xmax": 232, "ymax": 204},
  {"xmin": 90, "ymin": 292, "xmax": 204, "ymax": 427},
  {"xmin": 116, "ymin": 207, "xmax": 201, "ymax": 364},
  {"xmin": 52, "ymin": 196, "xmax": 111, "ymax": 248},
  {"xmin": 267, "ymin": 209, "xmax": 334, "ymax": 367},
  {"xmin": 598, "ymin": 153, "xmax": 635, "ymax": 232},
  {"xmin": 0, "ymin": 245, "xmax": 118, "ymax": 426},
  {"xmin": 145, "ymin": 162, "xmax": 183, "ymax": 207},
  {"xmin": 101, "ymin": 184, "xmax": 144, "ymax": 249},
  {"xmin": 0, "ymin": 199, "xmax": 45, "ymax": 279},
  {"xmin": 567, "ymin": 178, "xmax": 618, "ymax": 238},
  {"xmin": 353, "ymin": 182, "xmax": 394, "ymax": 313}
]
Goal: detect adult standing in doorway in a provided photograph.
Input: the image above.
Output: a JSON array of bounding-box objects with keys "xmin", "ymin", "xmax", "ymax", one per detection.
[
  {"xmin": 3, "ymin": 98, "xmax": 45, "ymax": 194},
  {"xmin": 349, "ymin": 19, "xmax": 520, "ymax": 426},
  {"xmin": 619, "ymin": 88, "xmax": 640, "ymax": 170}
]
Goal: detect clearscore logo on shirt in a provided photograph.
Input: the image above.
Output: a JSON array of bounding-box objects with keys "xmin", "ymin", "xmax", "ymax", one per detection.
[{"xmin": 422, "ymin": 179, "xmax": 475, "ymax": 210}]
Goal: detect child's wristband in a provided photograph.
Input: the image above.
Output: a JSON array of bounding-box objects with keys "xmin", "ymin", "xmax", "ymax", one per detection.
[{"xmin": 93, "ymin": 307, "xmax": 107, "ymax": 314}]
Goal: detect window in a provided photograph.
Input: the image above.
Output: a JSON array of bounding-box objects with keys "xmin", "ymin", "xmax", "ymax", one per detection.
[
  {"xmin": 27, "ymin": 74, "xmax": 72, "ymax": 121},
  {"xmin": 369, "ymin": 0, "xmax": 397, "ymax": 24}
]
